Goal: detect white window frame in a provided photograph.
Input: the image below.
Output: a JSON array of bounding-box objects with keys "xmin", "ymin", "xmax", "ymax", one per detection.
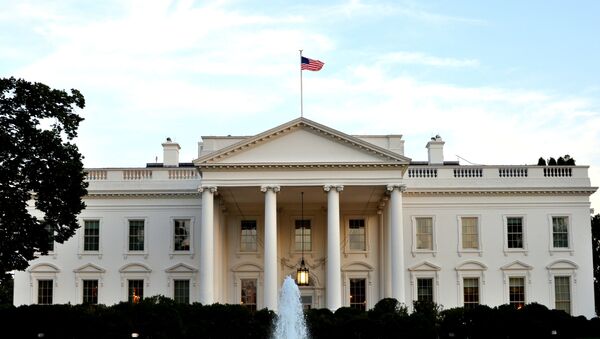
[
  {"xmin": 408, "ymin": 261, "xmax": 441, "ymax": 307},
  {"xmin": 503, "ymin": 215, "xmax": 528, "ymax": 255},
  {"xmin": 500, "ymin": 260, "xmax": 532, "ymax": 306},
  {"xmin": 28, "ymin": 263, "xmax": 60, "ymax": 305},
  {"xmin": 124, "ymin": 217, "xmax": 149, "ymax": 259},
  {"xmin": 119, "ymin": 263, "xmax": 151, "ymax": 302},
  {"xmin": 232, "ymin": 263, "xmax": 263, "ymax": 310},
  {"xmin": 73, "ymin": 263, "xmax": 106, "ymax": 304},
  {"xmin": 344, "ymin": 215, "xmax": 369, "ymax": 256},
  {"xmin": 342, "ymin": 262, "xmax": 373, "ymax": 310},
  {"xmin": 455, "ymin": 260, "xmax": 487, "ymax": 307},
  {"xmin": 411, "ymin": 216, "xmax": 437, "ymax": 257},
  {"xmin": 169, "ymin": 217, "xmax": 195, "ymax": 258},
  {"xmin": 548, "ymin": 215, "xmax": 573, "ymax": 255},
  {"xmin": 165, "ymin": 263, "xmax": 198, "ymax": 303},
  {"xmin": 547, "ymin": 259, "xmax": 578, "ymax": 314},
  {"xmin": 237, "ymin": 216, "xmax": 261, "ymax": 255},
  {"xmin": 457, "ymin": 215, "xmax": 483, "ymax": 256},
  {"xmin": 78, "ymin": 218, "xmax": 103, "ymax": 259}
]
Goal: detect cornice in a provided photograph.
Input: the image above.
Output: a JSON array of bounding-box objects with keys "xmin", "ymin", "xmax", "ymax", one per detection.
[
  {"xmin": 198, "ymin": 162, "xmax": 408, "ymax": 170},
  {"xmin": 85, "ymin": 191, "xmax": 201, "ymax": 199},
  {"xmin": 404, "ymin": 187, "xmax": 597, "ymax": 197}
]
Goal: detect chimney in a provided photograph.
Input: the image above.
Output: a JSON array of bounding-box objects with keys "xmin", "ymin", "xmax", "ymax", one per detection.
[
  {"xmin": 162, "ymin": 137, "xmax": 180, "ymax": 167},
  {"xmin": 426, "ymin": 135, "xmax": 444, "ymax": 165}
]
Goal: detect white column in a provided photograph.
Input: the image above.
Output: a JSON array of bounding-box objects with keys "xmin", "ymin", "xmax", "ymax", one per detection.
[
  {"xmin": 199, "ymin": 185, "xmax": 217, "ymax": 305},
  {"xmin": 324, "ymin": 185, "xmax": 343, "ymax": 310},
  {"xmin": 387, "ymin": 184, "xmax": 406, "ymax": 303},
  {"xmin": 261, "ymin": 185, "xmax": 280, "ymax": 311}
]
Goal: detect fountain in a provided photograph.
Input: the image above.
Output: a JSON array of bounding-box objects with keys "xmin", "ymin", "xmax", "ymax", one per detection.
[{"xmin": 273, "ymin": 276, "xmax": 309, "ymax": 339}]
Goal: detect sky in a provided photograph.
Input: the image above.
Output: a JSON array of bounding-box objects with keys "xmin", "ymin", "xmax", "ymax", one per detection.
[{"xmin": 1, "ymin": 0, "xmax": 599, "ymax": 211}]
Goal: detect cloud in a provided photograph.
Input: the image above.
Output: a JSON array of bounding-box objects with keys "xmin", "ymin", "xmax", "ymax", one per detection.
[{"xmin": 377, "ymin": 51, "xmax": 479, "ymax": 68}]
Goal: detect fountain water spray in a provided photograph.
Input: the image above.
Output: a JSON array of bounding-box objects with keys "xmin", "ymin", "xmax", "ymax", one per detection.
[{"xmin": 273, "ymin": 276, "xmax": 309, "ymax": 339}]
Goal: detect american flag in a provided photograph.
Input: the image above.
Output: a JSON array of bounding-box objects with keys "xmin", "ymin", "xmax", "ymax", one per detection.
[{"xmin": 301, "ymin": 56, "xmax": 324, "ymax": 71}]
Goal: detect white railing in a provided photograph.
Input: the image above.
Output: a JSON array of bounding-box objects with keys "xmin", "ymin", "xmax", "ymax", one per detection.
[
  {"xmin": 86, "ymin": 170, "xmax": 107, "ymax": 180},
  {"xmin": 123, "ymin": 170, "xmax": 153, "ymax": 180},
  {"xmin": 168, "ymin": 169, "xmax": 199, "ymax": 180},
  {"xmin": 499, "ymin": 167, "xmax": 528, "ymax": 177},
  {"xmin": 543, "ymin": 167, "xmax": 572, "ymax": 177},
  {"xmin": 453, "ymin": 168, "xmax": 483, "ymax": 178},
  {"xmin": 408, "ymin": 168, "xmax": 438, "ymax": 178}
]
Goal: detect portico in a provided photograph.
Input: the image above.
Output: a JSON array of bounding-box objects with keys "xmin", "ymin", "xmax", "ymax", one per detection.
[{"xmin": 193, "ymin": 117, "xmax": 410, "ymax": 310}]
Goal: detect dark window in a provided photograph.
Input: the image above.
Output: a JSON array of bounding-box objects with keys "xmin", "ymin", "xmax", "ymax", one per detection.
[
  {"xmin": 128, "ymin": 220, "xmax": 145, "ymax": 251},
  {"xmin": 301, "ymin": 295, "xmax": 313, "ymax": 310},
  {"xmin": 84, "ymin": 220, "xmax": 100, "ymax": 251},
  {"xmin": 554, "ymin": 276, "xmax": 571, "ymax": 314},
  {"xmin": 83, "ymin": 279, "xmax": 98, "ymax": 304},
  {"xmin": 241, "ymin": 279, "xmax": 257, "ymax": 311},
  {"xmin": 552, "ymin": 217, "xmax": 569, "ymax": 248},
  {"xmin": 509, "ymin": 277, "xmax": 525, "ymax": 309},
  {"xmin": 240, "ymin": 220, "xmax": 257, "ymax": 252},
  {"xmin": 174, "ymin": 280, "xmax": 190, "ymax": 304},
  {"xmin": 417, "ymin": 278, "xmax": 434, "ymax": 302},
  {"xmin": 128, "ymin": 280, "xmax": 144, "ymax": 303},
  {"xmin": 463, "ymin": 278, "xmax": 479, "ymax": 309},
  {"xmin": 350, "ymin": 278, "xmax": 366, "ymax": 311},
  {"xmin": 38, "ymin": 280, "xmax": 53, "ymax": 305},
  {"xmin": 507, "ymin": 217, "xmax": 523, "ymax": 249},
  {"xmin": 295, "ymin": 220, "xmax": 311, "ymax": 251},
  {"xmin": 174, "ymin": 219, "xmax": 190, "ymax": 251},
  {"xmin": 349, "ymin": 219, "xmax": 366, "ymax": 251},
  {"xmin": 45, "ymin": 225, "xmax": 54, "ymax": 252}
]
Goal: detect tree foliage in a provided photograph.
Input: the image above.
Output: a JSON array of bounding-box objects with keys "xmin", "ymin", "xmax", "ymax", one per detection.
[{"xmin": 0, "ymin": 77, "xmax": 87, "ymax": 277}]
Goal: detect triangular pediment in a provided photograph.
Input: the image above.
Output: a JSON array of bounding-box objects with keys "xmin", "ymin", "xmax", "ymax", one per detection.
[
  {"xmin": 194, "ymin": 117, "xmax": 411, "ymax": 166},
  {"xmin": 165, "ymin": 263, "xmax": 198, "ymax": 273},
  {"xmin": 74, "ymin": 263, "xmax": 106, "ymax": 273},
  {"xmin": 501, "ymin": 260, "xmax": 533, "ymax": 271},
  {"xmin": 409, "ymin": 261, "xmax": 441, "ymax": 272}
]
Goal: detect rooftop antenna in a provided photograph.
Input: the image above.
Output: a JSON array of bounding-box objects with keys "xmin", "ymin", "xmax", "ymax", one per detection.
[{"xmin": 456, "ymin": 155, "xmax": 481, "ymax": 165}]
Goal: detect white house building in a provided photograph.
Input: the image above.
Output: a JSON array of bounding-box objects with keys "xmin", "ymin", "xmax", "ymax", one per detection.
[{"xmin": 14, "ymin": 117, "xmax": 598, "ymax": 317}]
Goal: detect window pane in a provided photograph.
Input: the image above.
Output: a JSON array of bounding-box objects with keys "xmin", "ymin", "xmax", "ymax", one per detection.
[
  {"xmin": 416, "ymin": 217, "xmax": 433, "ymax": 250},
  {"xmin": 462, "ymin": 217, "xmax": 479, "ymax": 249},
  {"xmin": 240, "ymin": 220, "xmax": 257, "ymax": 252},
  {"xmin": 554, "ymin": 276, "xmax": 571, "ymax": 314},
  {"xmin": 174, "ymin": 219, "xmax": 190, "ymax": 251},
  {"xmin": 301, "ymin": 295, "xmax": 312, "ymax": 310},
  {"xmin": 241, "ymin": 279, "xmax": 257, "ymax": 311},
  {"xmin": 83, "ymin": 279, "xmax": 98, "ymax": 304},
  {"xmin": 507, "ymin": 217, "xmax": 523, "ymax": 249},
  {"xmin": 295, "ymin": 220, "xmax": 311, "ymax": 251},
  {"xmin": 84, "ymin": 220, "xmax": 100, "ymax": 251},
  {"xmin": 38, "ymin": 280, "xmax": 53, "ymax": 305},
  {"xmin": 350, "ymin": 278, "xmax": 366, "ymax": 311},
  {"xmin": 417, "ymin": 278, "xmax": 434, "ymax": 302},
  {"xmin": 552, "ymin": 217, "xmax": 569, "ymax": 248},
  {"xmin": 509, "ymin": 277, "xmax": 525, "ymax": 309},
  {"xmin": 128, "ymin": 280, "xmax": 144, "ymax": 303},
  {"xmin": 174, "ymin": 280, "xmax": 190, "ymax": 304},
  {"xmin": 45, "ymin": 225, "xmax": 54, "ymax": 252},
  {"xmin": 349, "ymin": 219, "xmax": 366, "ymax": 251},
  {"xmin": 463, "ymin": 278, "xmax": 479, "ymax": 309},
  {"xmin": 129, "ymin": 220, "xmax": 145, "ymax": 251}
]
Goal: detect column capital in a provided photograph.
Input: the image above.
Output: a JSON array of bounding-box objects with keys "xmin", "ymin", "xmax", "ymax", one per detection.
[
  {"xmin": 198, "ymin": 185, "xmax": 218, "ymax": 193},
  {"xmin": 386, "ymin": 184, "xmax": 406, "ymax": 192},
  {"xmin": 323, "ymin": 185, "xmax": 344, "ymax": 192},
  {"xmin": 260, "ymin": 185, "xmax": 280, "ymax": 193}
]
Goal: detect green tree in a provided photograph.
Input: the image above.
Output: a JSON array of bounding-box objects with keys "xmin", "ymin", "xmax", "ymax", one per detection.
[
  {"xmin": 592, "ymin": 214, "xmax": 600, "ymax": 315},
  {"xmin": 0, "ymin": 77, "xmax": 87, "ymax": 279}
]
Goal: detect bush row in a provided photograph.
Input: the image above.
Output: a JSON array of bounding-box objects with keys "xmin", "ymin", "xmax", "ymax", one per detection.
[{"xmin": 1, "ymin": 297, "xmax": 599, "ymax": 339}]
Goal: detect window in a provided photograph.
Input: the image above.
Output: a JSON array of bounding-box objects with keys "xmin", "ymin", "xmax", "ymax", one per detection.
[
  {"xmin": 295, "ymin": 219, "xmax": 311, "ymax": 252},
  {"xmin": 349, "ymin": 278, "xmax": 366, "ymax": 311},
  {"xmin": 506, "ymin": 217, "xmax": 524, "ymax": 249},
  {"xmin": 37, "ymin": 280, "xmax": 53, "ymax": 305},
  {"xmin": 240, "ymin": 220, "xmax": 257, "ymax": 252},
  {"xmin": 128, "ymin": 220, "xmax": 145, "ymax": 251},
  {"xmin": 83, "ymin": 279, "xmax": 98, "ymax": 304},
  {"xmin": 461, "ymin": 217, "xmax": 479, "ymax": 249},
  {"xmin": 349, "ymin": 219, "xmax": 366, "ymax": 251},
  {"xmin": 45, "ymin": 225, "xmax": 54, "ymax": 252},
  {"xmin": 84, "ymin": 220, "xmax": 100, "ymax": 251},
  {"xmin": 509, "ymin": 277, "xmax": 525, "ymax": 309},
  {"xmin": 174, "ymin": 280, "xmax": 190, "ymax": 304},
  {"xmin": 241, "ymin": 279, "xmax": 257, "ymax": 311},
  {"xmin": 173, "ymin": 219, "xmax": 190, "ymax": 251},
  {"xmin": 552, "ymin": 216, "xmax": 569, "ymax": 248},
  {"xmin": 463, "ymin": 278, "xmax": 479, "ymax": 309},
  {"xmin": 554, "ymin": 276, "xmax": 571, "ymax": 314},
  {"xmin": 128, "ymin": 280, "xmax": 144, "ymax": 303},
  {"xmin": 415, "ymin": 217, "xmax": 433, "ymax": 250},
  {"xmin": 417, "ymin": 278, "xmax": 434, "ymax": 302},
  {"xmin": 301, "ymin": 295, "xmax": 313, "ymax": 310}
]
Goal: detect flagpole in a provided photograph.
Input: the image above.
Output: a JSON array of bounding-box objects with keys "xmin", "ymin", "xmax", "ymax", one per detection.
[{"xmin": 299, "ymin": 49, "xmax": 303, "ymax": 118}]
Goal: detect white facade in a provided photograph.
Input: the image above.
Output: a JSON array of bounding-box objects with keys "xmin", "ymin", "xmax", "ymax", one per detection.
[{"xmin": 14, "ymin": 117, "xmax": 597, "ymax": 317}]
